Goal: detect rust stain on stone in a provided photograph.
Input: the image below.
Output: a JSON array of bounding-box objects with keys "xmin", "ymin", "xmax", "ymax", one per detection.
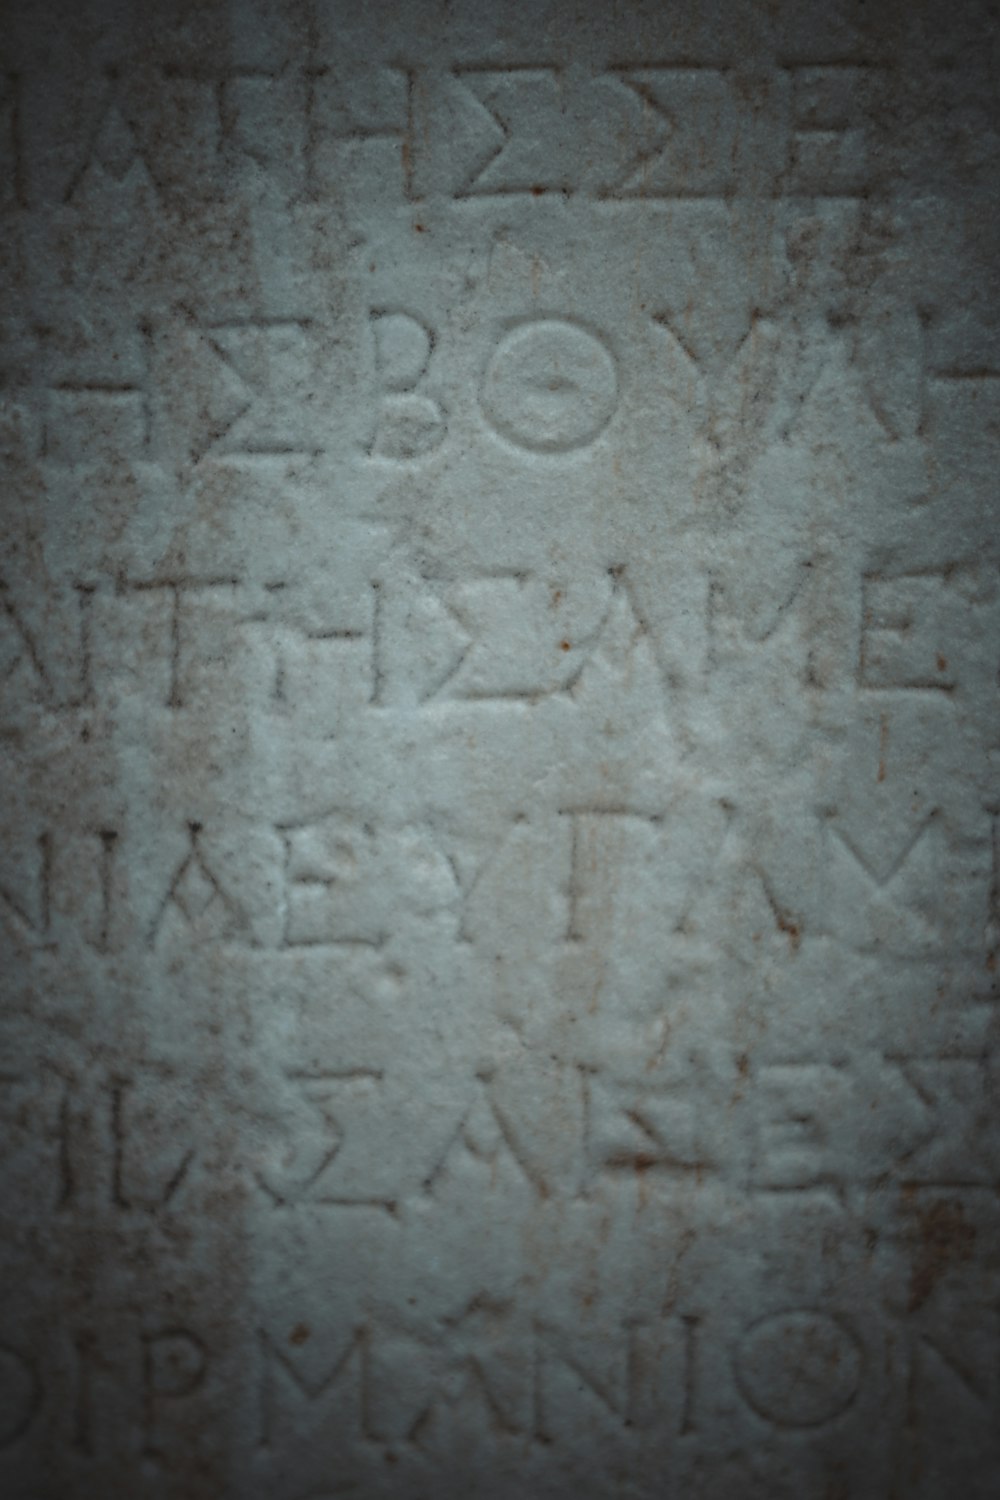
[{"xmin": 906, "ymin": 1196, "xmax": 976, "ymax": 1312}]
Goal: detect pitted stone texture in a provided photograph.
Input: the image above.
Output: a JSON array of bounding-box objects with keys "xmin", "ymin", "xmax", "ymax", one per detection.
[{"xmin": 0, "ymin": 2, "xmax": 998, "ymax": 1497}]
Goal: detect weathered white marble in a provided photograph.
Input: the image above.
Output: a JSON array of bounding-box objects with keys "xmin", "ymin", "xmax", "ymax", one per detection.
[{"xmin": 0, "ymin": 1, "xmax": 998, "ymax": 1496}]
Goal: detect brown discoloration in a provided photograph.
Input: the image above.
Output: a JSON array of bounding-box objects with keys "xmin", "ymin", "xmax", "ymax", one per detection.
[
  {"xmin": 630, "ymin": 1152, "xmax": 658, "ymax": 1173},
  {"xmin": 905, "ymin": 1196, "xmax": 976, "ymax": 1312},
  {"xmin": 756, "ymin": 868, "xmax": 802, "ymax": 953},
  {"xmin": 774, "ymin": 910, "xmax": 801, "ymax": 952},
  {"xmin": 779, "ymin": 912, "xmax": 803, "ymax": 948},
  {"xmin": 2, "ymin": 5, "xmax": 995, "ymax": 1492}
]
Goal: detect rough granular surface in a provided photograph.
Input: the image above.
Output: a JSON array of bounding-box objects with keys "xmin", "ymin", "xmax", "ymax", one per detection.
[{"xmin": 0, "ymin": 2, "xmax": 998, "ymax": 1496}]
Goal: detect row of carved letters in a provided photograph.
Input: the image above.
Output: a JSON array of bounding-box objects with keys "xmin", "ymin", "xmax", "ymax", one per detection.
[
  {"xmin": 26, "ymin": 305, "xmax": 988, "ymax": 465},
  {"xmin": 2, "ymin": 801, "xmax": 995, "ymax": 953},
  {"xmin": 8, "ymin": 63, "xmax": 884, "ymax": 206},
  {"xmin": 0, "ymin": 1301, "xmax": 989, "ymax": 1458},
  {"xmin": 0, "ymin": 566, "xmax": 989, "ymax": 716},
  {"xmin": 0, "ymin": 1054, "xmax": 994, "ymax": 1212}
]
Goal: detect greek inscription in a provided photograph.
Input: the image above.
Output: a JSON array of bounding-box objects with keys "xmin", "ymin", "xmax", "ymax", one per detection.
[
  {"xmin": 258, "ymin": 1328, "xmax": 369, "ymax": 1448},
  {"xmin": 480, "ymin": 319, "xmax": 619, "ymax": 454},
  {"xmin": 254, "ymin": 1069, "xmax": 391, "ymax": 1209},
  {"xmin": 367, "ymin": 310, "xmax": 446, "ymax": 460},
  {"xmin": 733, "ymin": 1312, "xmax": 862, "ymax": 1427},
  {"xmin": 150, "ymin": 822, "xmax": 248, "ymax": 947},
  {"xmin": 142, "ymin": 1330, "xmax": 208, "ymax": 1459}
]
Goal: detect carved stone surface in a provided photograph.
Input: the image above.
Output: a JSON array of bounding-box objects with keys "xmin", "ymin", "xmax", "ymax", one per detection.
[{"xmin": 0, "ymin": 1, "xmax": 998, "ymax": 1496}]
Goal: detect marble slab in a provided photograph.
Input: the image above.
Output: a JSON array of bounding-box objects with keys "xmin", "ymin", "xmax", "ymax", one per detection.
[{"xmin": 0, "ymin": 1, "xmax": 998, "ymax": 1496}]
